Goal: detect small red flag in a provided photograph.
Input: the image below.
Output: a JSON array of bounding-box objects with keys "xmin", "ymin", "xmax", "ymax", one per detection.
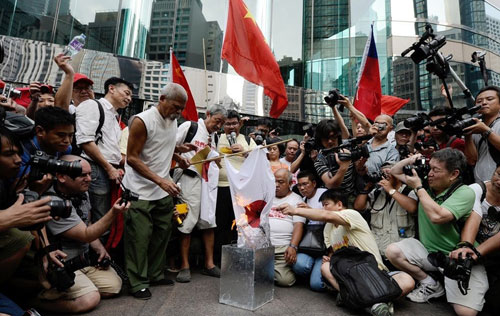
[
  {"xmin": 222, "ymin": 0, "xmax": 288, "ymax": 118},
  {"xmin": 381, "ymin": 95, "xmax": 410, "ymax": 116},
  {"xmin": 355, "ymin": 25, "xmax": 382, "ymax": 121},
  {"xmin": 171, "ymin": 50, "xmax": 198, "ymax": 121}
]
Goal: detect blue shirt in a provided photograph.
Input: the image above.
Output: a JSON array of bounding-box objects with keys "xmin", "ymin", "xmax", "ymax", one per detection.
[{"xmin": 18, "ymin": 136, "xmax": 72, "ymax": 178}]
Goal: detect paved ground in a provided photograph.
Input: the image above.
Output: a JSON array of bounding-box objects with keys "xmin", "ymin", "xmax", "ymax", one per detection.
[{"xmin": 73, "ymin": 269, "xmax": 455, "ymax": 316}]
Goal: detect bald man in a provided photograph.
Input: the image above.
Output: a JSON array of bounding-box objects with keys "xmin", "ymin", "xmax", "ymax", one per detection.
[
  {"xmin": 38, "ymin": 155, "xmax": 129, "ymax": 314},
  {"xmin": 365, "ymin": 114, "xmax": 399, "ymax": 174},
  {"xmin": 123, "ymin": 83, "xmax": 195, "ymax": 299}
]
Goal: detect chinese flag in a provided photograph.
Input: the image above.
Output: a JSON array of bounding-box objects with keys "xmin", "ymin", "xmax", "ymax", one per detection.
[
  {"xmin": 355, "ymin": 25, "xmax": 382, "ymax": 121},
  {"xmin": 222, "ymin": 0, "xmax": 288, "ymax": 118},
  {"xmin": 171, "ymin": 50, "xmax": 198, "ymax": 121}
]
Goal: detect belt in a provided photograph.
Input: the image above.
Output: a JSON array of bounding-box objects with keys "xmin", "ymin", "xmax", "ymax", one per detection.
[{"xmin": 182, "ymin": 168, "xmax": 198, "ymax": 178}]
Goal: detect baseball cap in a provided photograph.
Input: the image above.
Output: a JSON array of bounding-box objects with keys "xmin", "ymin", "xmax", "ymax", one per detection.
[
  {"xmin": 73, "ymin": 73, "xmax": 94, "ymax": 86},
  {"xmin": 395, "ymin": 122, "xmax": 411, "ymax": 133},
  {"xmin": 39, "ymin": 84, "xmax": 54, "ymax": 94}
]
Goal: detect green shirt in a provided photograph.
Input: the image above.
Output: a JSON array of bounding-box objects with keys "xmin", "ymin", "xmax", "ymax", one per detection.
[{"xmin": 418, "ymin": 185, "xmax": 474, "ymax": 253}]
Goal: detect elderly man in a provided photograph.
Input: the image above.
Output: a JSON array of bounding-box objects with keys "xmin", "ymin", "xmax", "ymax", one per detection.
[
  {"xmin": 174, "ymin": 104, "xmax": 226, "ymax": 283},
  {"xmin": 365, "ymin": 114, "xmax": 399, "ymax": 174},
  {"xmin": 123, "ymin": 83, "xmax": 192, "ymax": 300},
  {"xmin": 269, "ymin": 168, "xmax": 305, "ymax": 287}
]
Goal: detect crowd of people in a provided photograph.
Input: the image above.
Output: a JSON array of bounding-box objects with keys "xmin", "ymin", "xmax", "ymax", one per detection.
[{"xmin": 0, "ymin": 53, "xmax": 499, "ymax": 316}]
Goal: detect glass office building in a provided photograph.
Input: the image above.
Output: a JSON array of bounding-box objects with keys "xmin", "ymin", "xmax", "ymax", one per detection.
[{"xmin": 302, "ymin": 0, "xmax": 500, "ymax": 121}]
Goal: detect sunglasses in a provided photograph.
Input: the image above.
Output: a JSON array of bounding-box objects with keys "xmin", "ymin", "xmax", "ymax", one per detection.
[{"xmin": 488, "ymin": 206, "xmax": 500, "ymax": 221}]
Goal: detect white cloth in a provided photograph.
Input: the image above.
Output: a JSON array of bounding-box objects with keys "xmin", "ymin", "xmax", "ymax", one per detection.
[
  {"xmin": 225, "ymin": 147, "xmax": 275, "ymax": 248},
  {"xmin": 75, "ymin": 98, "xmax": 122, "ymax": 165},
  {"xmin": 269, "ymin": 192, "xmax": 306, "ymax": 246},
  {"xmin": 123, "ymin": 107, "xmax": 177, "ymax": 200},
  {"xmin": 200, "ymin": 150, "xmax": 220, "ymax": 225},
  {"xmin": 303, "ymin": 188, "xmax": 327, "ymax": 225},
  {"xmin": 217, "ymin": 133, "xmax": 257, "ymax": 187},
  {"xmin": 176, "ymin": 118, "xmax": 214, "ymax": 175}
]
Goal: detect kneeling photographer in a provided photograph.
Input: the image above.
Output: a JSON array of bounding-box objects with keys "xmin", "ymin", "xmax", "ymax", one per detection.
[
  {"xmin": 386, "ymin": 148, "xmax": 487, "ymax": 316},
  {"xmin": 35, "ymin": 155, "xmax": 129, "ymax": 314},
  {"xmin": 354, "ymin": 162, "xmax": 417, "ymax": 258}
]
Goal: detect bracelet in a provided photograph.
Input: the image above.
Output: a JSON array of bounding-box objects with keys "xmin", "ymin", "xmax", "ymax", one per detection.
[
  {"xmin": 289, "ymin": 243, "xmax": 298, "ymax": 251},
  {"xmin": 483, "ymin": 129, "xmax": 492, "ymax": 139}
]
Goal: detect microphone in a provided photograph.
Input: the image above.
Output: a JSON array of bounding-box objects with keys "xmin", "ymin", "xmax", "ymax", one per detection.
[{"xmin": 228, "ymin": 132, "xmax": 237, "ymax": 146}]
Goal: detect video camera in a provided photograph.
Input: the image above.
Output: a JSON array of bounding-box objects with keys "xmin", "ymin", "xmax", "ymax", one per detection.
[
  {"xmin": 403, "ymin": 157, "xmax": 430, "ymax": 179},
  {"xmin": 20, "ymin": 190, "xmax": 72, "ymax": 231},
  {"xmin": 47, "ymin": 250, "xmax": 111, "ymax": 291},
  {"xmin": 428, "ymin": 251, "xmax": 473, "ymax": 295},
  {"xmin": 436, "ymin": 105, "xmax": 482, "ymax": 136},
  {"xmin": 322, "ymin": 135, "xmax": 372, "ymax": 169},
  {"xmin": 29, "ymin": 151, "xmax": 82, "ymax": 181},
  {"xmin": 404, "ymin": 113, "xmax": 432, "ymax": 131}
]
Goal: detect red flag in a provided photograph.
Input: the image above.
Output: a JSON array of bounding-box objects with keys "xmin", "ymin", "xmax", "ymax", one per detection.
[
  {"xmin": 170, "ymin": 50, "xmax": 198, "ymax": 121},
  {"xmin": 381, "ymin": 95, "xmax": 410, "ymax": 116},
  {"xmin": 355, "ymin": 25, "xmax": 382, "ymax": 121},
  {"xmin": 222, "ymin": 0, "xmax": 288, "ymax": 118}
]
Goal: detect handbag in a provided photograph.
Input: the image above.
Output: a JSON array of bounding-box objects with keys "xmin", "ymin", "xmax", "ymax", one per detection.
[{"xmin": 298, "ymin": 221, "xmax": 326, "ymax": 257}]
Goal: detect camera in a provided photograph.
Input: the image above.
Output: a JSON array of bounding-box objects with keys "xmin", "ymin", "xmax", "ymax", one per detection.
[
  {"xmin": 29, "ymin": 151, "xmax": 82, "ymax": 181},
  {"xmin": 324, "ymin": 89, "xmax": 345, "ymax": 111},
  {"xmin": 323, "ymin": 135, "xmax": 371, "ymax": 169},
  {"xmin": 302, "ymin": 123, "xmax": 315, "ymax": 137},
  {"xmin": 437, "ymin": 105, "xmax": 482, "ymax": 136},
  {"xmin": 253, "ymin": 130, "xmax": 265, "ymax": 145},
  {"xmin": 20, "ymin": 190, "xmax": 72, "ymax": 230},
  {"xmin": 428, "ymin": 251, "xmax": 473, "ymax": 295},
  {"xmin": 414, "ymin": 135, "xmax": 437, "ymax": 151},
  {"xmin": 403, "ymin": 158, "xmax": 429, "ymax": 178},
  {"xmin": 303, "ymin": 138, "xmax": 317, "ymax": 153},
  {"xmin": 404, "ymin": 113, "xmax": 431, "ymax": 130},
  {"xmin": 397, "ymin": 145, "xmax": 411, "ymax": 159},
  {"xmin": 1, "ymin": 84, "xmax": 21, "ymax": 99},
  {"xmin": 364, "ymin": 170, "xmax": 386, "ymax": 183},
  {"xmin": 47, "ymin": 251, "xmax": 110, "ymax": 291},
  {"xmin": 121, "ymin": 187, "xmax": 139, "ymax": 205}
]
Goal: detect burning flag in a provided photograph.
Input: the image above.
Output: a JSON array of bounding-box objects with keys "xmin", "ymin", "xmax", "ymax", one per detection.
[{"xmin": 225, "ymin": 148, "xmax": 274, "ymax": 248}]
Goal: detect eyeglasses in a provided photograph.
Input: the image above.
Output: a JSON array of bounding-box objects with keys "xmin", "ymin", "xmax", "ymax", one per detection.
[{"xmin": 488, "ymin": 206, "xmax": 500, "ymax": 221}]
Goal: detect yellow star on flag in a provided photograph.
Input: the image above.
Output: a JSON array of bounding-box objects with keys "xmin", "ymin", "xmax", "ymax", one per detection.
[{"xmin": 243, "ymin": 4, "xmax": 257, "ymax": 25}]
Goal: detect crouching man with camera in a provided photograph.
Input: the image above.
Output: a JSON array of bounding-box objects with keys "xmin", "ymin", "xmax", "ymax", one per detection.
[
  {"xmin": 35, "ymin": 155, "xmax": 129, "ymax": 314},
  {"xmin": 386, "ymin": 148, "xmax": 488, "ymax": 316}
]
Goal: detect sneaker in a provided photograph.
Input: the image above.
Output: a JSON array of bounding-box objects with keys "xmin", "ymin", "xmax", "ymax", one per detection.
[
  {"xmin": 176, "ymin": 268, "xmax": 191, "ymax": 283},
  {"xmin": 406, "ymin": 281, "xmax": 445, "ymax": 303},
  {"xmin": 370, "ymin": 303, "xmax": 392, "ymax": 316},
  {"xmin": 151, "ymin": 278, "xmax": 175, "ymax": 286},
  {"xmin": 202, "ymin": 266, "xmax": 221, "ymax": 278},
  {"xmin": 132, "ymin": 288, "xmax": 152, "ymax": 300}
]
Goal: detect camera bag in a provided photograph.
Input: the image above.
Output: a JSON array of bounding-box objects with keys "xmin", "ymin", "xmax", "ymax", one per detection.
[
  {"xmin": 298, "ymin": 221, "xmax": 326, "ymax": 257},
  {"xmin": 329, "ymin": 246, "xmax": 402, "ymax": 309}
]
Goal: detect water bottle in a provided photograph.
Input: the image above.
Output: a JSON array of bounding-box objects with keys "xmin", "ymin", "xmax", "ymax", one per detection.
[{"xmin": 63, "ymin": 34, "xmax": 86, "ymax": 57}]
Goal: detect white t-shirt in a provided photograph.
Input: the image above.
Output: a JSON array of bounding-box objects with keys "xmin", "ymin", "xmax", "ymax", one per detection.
[
  {"xmin": 304, "ymin": 188, "xmax": 327, "ymax": 225},
  {"xmin": 269, "ymin": 192, "xmax": 306, "ymax": 246},
  {"xmin": 176, "ymin": 118, "xmax": 214, "ymax": 175},
  {"xmin": 469, "ymin": 182, "xmax": 500, "ymax": 243}
]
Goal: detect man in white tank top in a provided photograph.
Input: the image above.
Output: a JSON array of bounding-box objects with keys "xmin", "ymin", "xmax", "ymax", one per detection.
[{"xmin": 123, "ymin": 83, "xmax": 194, "ymax": 300}]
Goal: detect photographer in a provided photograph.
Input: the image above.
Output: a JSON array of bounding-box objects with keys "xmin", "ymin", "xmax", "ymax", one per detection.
[
  {"xmin": 26, "ymin": 82, "xmax": 55, "ymax": 120},
  {"xmin": 386, "ymin": 149, "xmax": 487, "ymax": 316},
  {"xmin": 354, "ymin": 162, "xmax": 417, "ymax": 257},
  {"xmin": 313, "ymin": 119, "xmax": 356, "ymax": 198},
  {"xmin": 428, "ymin": 106, "xmax": 465, "ymax": 152},
  {"xmin": 19, "ymin": 107, "xmax": 74, "ymax": 193},
  {"xmin": 464, "ymin": 86, "xmax": 500, "ymax": 182},
  {"xmin": 365, "ymin": 114, "xmax": 399, "ymax": 174},
  {"xmin": 449, "ymin": 165, "xmax": 500, "ymax": 312},
  {"xmin": 394, "ymin": 122, "xmax": 415, "ymax": 158},
  {"xmin": 37, "ymin": 155, "xmax": 129, "ymax": 314}
]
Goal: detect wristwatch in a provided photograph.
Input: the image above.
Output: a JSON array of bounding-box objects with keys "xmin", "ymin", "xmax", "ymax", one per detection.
[
  {"xmin": 388, "ymin": 189, "xmax": 396, "ymax": 196},
  {"xmin": 414, "ymin": 185, "xmax": 424, "ymax": 194},
  {"xmin": 483, "ymin": 129, "xmax": 492, "ymax": 139},
  {"xmin": 289, "ymin": 243, "xmax": 298, "ymax": 251}
]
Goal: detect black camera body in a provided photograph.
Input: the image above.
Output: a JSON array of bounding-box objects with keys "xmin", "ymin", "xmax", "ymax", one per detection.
[
  {"xmin": 253, "ymin": 130, "xmax": 265, "ymax": 145},
  {"xmin": 428, "ymin": 251, "xmax": 473, "ymax": 295},
  {"xmin": 302, "ymin": 123, "xmax": 315, "ymax": 138},
  {"xmin": 29, "ymin": 151, "xmax": 82, "ymax": 181},
  {"xmin": 403, "ymin": 158, "xmax": 429, "ymax": 178},
  {"xmin": 323, "ymin": 135, "xmax": 372, "ymax": 169},
  {"xmin": 414, "ymin": 134, "xmax": 437, "ymax": 151},
  {"xmin": 47, "ymin": 251, "xmax": 109, "ymax": 291},
  {"xmin": 21, "ymin": 190, "xmax": 72, "ymax": 230},
  {"xmin": 121, "ymin": 188, "xmax": 139, "ymax": 205},
  {"xmin": 404, "ymin": 113, "xmax": 431, "ymax": 130},
  {"xmin": 303, "ymin": 138, "xmax": 317, "ymax": 153},
  {"xmin": 324, "ymin": 89, "xmax": 345, "ymax": 111},
  {"xmin": 397, "ymin": 145, "xmax": 411, "ymax": 159},
  {"xmin": 364, "ymin": 170, "xmax": 386, "ymax": 183}
]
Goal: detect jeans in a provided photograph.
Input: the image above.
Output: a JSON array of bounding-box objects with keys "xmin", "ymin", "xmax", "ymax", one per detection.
[
  {"xmin": 0, "ymin": 293, "xmax": 24, "ymax": 316},
  {"xmin": 88, "ymin": 160, "xmax": 111, "ymax": 223},
  {"xmin": 293, "ymin": 253, "xmax": 325, "ymax": 292}
]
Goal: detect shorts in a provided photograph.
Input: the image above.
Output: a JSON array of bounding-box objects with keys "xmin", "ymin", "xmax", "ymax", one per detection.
[
  {"xmin": 394, "ymin": 238, "xmax": 488, "ymax": 312},
  {"xmin": 0, "ymin": 228, "xmax": 33, "ymax": 261},
  {"xmin": 39, "ymin": 266, "xmax": 122, "ymax": 300},
  {"xmin": 173, "ymin": 169, "xmax": 215, "ymax": 234}
]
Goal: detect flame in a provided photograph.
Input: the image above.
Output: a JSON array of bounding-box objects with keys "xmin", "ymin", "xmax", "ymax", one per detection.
[{"xmin": 234, "ymin": 193, "xmax": 251, "ymax": 207}]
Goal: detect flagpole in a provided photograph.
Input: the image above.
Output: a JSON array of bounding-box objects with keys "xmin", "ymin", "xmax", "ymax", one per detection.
[
  {"xmin": 190, "ymin": 138, "xmax": 293, "ymax": 165},
  {"xmin": 169, "ymin": 47, "xmax": 173, "ymax": 83},
  {"xmin": 202, "ymin": 37, "xmax": 209, "ymax": 109}
]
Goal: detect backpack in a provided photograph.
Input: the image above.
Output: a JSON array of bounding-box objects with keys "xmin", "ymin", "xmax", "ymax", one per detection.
[
  {"xmin": 71, "ymin": 100, "xmax": 105, "ymax": 155},
  {"xmin": 329, "ymin": 246, "xmax": 402, "ymax": 309}
]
